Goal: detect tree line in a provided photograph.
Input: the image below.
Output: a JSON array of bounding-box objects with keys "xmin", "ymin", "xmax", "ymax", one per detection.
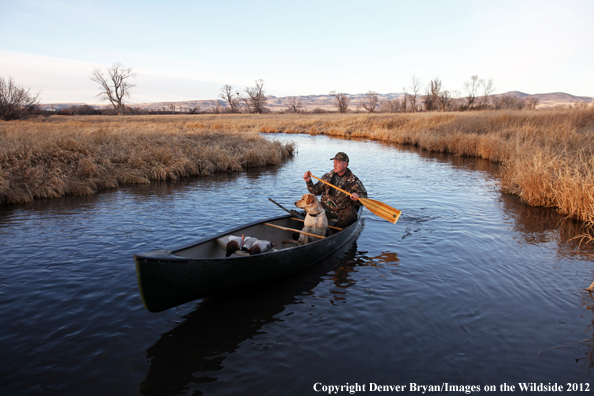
[
  {"xmin": 218, "ymin": 75, "xmax": 543, "ymax": 114},
  {"xmin": 0, "ymin": 62, "xmax": 577, "ymax": 121},
  {"xmin": 331, "ymin": 75, "xmax": 541, "ymax": 114}
]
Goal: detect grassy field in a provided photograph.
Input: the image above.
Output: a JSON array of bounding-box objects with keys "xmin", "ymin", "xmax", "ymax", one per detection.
[
  {"xmin": 2, "ymin": 108, "xmax": 594, "ymax": 239},
  {"xmin": 0, "ymin": 120, "xmax": 295, "ymax": 205}
]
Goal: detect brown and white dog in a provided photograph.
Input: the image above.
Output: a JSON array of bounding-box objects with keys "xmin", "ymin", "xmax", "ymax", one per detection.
[{"xmin": 293, "ymin": 193, "xmax": 328, "ymax": 245}]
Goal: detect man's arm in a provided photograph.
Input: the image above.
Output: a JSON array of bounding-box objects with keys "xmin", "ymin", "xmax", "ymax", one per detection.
[
  {"xmin": 354, "ymin": 179, "xmax": 367, "ymax": 199},
  {"xmin": 304, "ymin": 171, "xmax": 329, "ymax": 196},
  {"xmin": 347, "ymin": 175, "xmax": 368, "ymax": 201}
]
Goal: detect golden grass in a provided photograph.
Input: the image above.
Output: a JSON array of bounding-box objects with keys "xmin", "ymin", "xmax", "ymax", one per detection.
[
  {"xmin": 3, "ymin": 109, "xmax": 594, "ymax": 236},
  {"xmin": 0, "ymin": 119, "xmax": 295, "ymax": 204},
  {"xmin": 95, "ymin": 109, "xmax": 593, "ymax": 231}
]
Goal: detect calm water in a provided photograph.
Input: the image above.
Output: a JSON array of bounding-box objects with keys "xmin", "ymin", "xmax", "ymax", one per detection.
[{"xmin": 1, "ymin": 134, "xmax": 594, "ymax": 395}]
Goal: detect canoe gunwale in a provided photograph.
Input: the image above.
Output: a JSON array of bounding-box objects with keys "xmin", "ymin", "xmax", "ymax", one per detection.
[{"xmin": 134, "ymin": 209, "xmax": 361, "ymax": 263}]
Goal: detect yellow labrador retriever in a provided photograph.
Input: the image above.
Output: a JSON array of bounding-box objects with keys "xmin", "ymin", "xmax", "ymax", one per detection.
[{"xmin": 294, "ymin": 193, "xmax": 328, "ymax": 245}]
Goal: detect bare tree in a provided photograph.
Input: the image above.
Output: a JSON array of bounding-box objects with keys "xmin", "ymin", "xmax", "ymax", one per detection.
[
  {"xmin": 220, "ymin": 84, "xmax": 240, "ymax": 113},
  {"xmin": 361, "ymin": 91, "xmax": 379, "ymax": 113},
  {"xmin": 409, "ymin": 75, "xmax": 422, "ymax": 112},
  {"xmin": 237, "ymin": 90, "xmax": 252, "ymax": 113},
  {"xmin": 525, "ymin": 96, "xmax": 540, "ymax": 110},
  {"xmin": 379, "ymin": 99, "xmax": 397, "ymax": 113},
  {"xmin": 379, "ymin": 97, "xmax": 407, "ymax": 113},
  {"xmin": 463, "ymin": 75, "xmax": 483, "ymax": 109},
  {"xmin": 90, "ymin": 62, "xmax": 136, "ymax": 115},
  {"xmin": 286, "ymin": 96, "xmax": 302, "ymax": 113},
  {"xmin": 481, "ymin": 78, "xmax": 496, "ymax": 107},
  {"xmin": 401, "ymin": 88, "xmax": 408, "ymax": 112},
  {"xmin": 243, "ymin": 79, "xmax": 267, "ymax": 114},
  {"xmin": 329, "ymin": 90, "xmax": 350, "ymax": 113},
  {"xmin": 423, "ymin": 78, "xmax": 442, "ymax": 111},
  {"xmin": 437, "ymin": 90, "xmax": 454, "ymax": 111},
  {"xmin": 492, "ymin": 94, "xmax": 526, "ymax": 110},
  {"xmin": 0, "ymin": 75, "xmax": 40, "ymax": 120}
]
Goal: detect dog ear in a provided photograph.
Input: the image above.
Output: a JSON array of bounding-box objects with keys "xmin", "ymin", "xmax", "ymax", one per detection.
[{"xmin": 306, "ymin": 194, "xmax": 314, "ymax": 204}]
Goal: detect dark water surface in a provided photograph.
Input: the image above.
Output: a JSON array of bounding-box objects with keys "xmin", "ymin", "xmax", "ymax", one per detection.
[{"xmin": 2, "ymin": 134, "xmax": 594, "ymax": 395}]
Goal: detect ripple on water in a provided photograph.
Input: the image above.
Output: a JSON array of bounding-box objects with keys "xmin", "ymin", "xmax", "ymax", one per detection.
[{"xmin": 1, "ymin": 134, "xmax": 593, "ymax": 395}]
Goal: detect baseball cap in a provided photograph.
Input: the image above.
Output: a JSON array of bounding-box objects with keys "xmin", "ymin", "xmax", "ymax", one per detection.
[{"xmin": 330, "ymin": 152, "xmax": 349, "ymax": 163}]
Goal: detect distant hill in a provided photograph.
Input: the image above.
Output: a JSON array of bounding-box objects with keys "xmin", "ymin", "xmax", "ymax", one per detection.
[
  {"xmin": 496, "ymin": 91, "xmax": 531, "ymax": 98},
  {"xmin": 489, "ymin": 91, "xmax": 593, "ymax": 108},
  {"xmin": 40, "ymin": 91, "xmax": 592, "ymax": 112},
  {"xmin": 529, "ymin": 92, "xmax": 593, "ymax": 108}
]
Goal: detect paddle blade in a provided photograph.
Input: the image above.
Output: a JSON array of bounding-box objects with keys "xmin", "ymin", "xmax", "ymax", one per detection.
[{"xmin": 359, "ymin": 197, "xmax": 401, "ymax": 224}]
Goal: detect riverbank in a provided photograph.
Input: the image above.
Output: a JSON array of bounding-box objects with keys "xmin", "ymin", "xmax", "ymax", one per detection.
[
  {"xmin": 163, "ymin": 109, "xmax": 594, "ymax": 234},
  {"xmin": 0, "ymin": 120, "xmax": 295, "ymax": 204},
  {"xmin": 3, "ymin": 109, "xmax": 593, "ymax": 236}
]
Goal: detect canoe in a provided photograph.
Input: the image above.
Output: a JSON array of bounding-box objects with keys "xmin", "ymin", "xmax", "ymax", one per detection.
[{"xmin": 134, "ymin": 207, "xmax": 363, "ymax": 312}]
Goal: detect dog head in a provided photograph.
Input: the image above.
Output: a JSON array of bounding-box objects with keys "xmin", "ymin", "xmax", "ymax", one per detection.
[{"xmin": 295, "ymin": 193, "xmax": 323, "ymax": 215}]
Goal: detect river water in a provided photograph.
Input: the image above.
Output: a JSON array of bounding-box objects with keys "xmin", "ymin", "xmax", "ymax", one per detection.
[{"xmin": 1, "ymin": 133, "xmax": 594, "ymax": 395}]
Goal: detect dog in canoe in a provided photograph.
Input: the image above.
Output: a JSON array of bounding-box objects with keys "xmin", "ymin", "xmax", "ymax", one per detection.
[{"xmin": 290, "ymin": 193, "xmax": 328, "ymax": 245}]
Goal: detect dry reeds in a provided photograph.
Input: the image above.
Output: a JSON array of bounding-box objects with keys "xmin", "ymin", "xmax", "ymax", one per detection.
[
  {"xmin": 4, "ymin": 109, "xmax": 593, "ymax": 234},
  {"xmin": 0, "ymin": 120, "xmax": 295, "ymax": 205},
  {"xmin": 124, "ymin": 109, "xmax": 593, "ymax": 229}
]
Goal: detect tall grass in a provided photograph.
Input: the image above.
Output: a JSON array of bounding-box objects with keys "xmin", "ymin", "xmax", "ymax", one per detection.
[
  {"xmin": 0, "ymin": 120, "xmax": 295, "ymax": 204},
  {"xmin": 3, "ymin": 109, "xmax": 593, "ymax": 235},
  {"xmin": 133, "ymin": 109, "xmax": 594, "ymax": 230}
]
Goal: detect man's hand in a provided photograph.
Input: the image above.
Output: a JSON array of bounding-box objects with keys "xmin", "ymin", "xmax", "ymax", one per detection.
[
  {"xmin": 350, "ymin": 193, "xmax": 359, "ymax": 201},
  {"xmin": 303, "ymin": 171, "xmax": 312, "ymax": 183}
]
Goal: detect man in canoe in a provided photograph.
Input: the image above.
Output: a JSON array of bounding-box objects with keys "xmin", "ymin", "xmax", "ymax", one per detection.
[{"xmin": 303, "ymin": 152, "xmax": 367, "ymax": 228}]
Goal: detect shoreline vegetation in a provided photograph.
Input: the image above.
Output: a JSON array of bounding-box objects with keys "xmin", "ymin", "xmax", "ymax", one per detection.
[
  {"xmin": 0, "ymin": 120, "xmax": 295, "ymax": 205},
  {"xmin": 164, "ymin": 109, "xmax": 594, "ymax": 232},
  {"xmin": 2, "ymin": 108, "xmax": 594, "ymax": 239}
]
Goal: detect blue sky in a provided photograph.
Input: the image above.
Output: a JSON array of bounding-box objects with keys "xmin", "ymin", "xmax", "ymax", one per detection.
[{"xmin": 1, "ymin": 0, "xmax": 592, "ymax": 104}]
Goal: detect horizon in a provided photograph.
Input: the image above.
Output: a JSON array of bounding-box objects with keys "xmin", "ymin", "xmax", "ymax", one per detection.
[
  {"xmin": 37, "ymin": 90, "xmax": 594, "ymax": 109},
  {"xmin": 39, "ymin": 91, "xmax": 594, "ymax": 112},
  {"xmin": 1, "ymin": 0, "xmax": 593, "ymax": 105}
]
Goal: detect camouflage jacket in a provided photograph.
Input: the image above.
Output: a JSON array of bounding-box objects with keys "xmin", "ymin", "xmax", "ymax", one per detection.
[{"xmin": 306, "ymin": 168, "xmax": 367, "ymax": 217}]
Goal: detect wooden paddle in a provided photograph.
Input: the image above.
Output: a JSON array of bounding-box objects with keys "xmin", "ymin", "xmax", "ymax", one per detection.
[
  {"xmin": 309, "ymin": 173, "xmax": 401, "ymax": 224},
  {"xmin": 263, "ymin": 223, "xmax": 326, "ymax": 239}
]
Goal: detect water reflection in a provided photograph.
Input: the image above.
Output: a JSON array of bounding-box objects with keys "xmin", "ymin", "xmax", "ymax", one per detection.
[
  {"xmin": 123, "ymin": 164, "xmax": 289, "ymax": 200},
  {"xmin": 378, "ymin": 137, "xmax": 594, "ymax": 257},
  {"xmin": 568, "ymin": 292, "xmax": 594, "ymax": 377},
  {"xmin": 140, "ymin": 292, "xmax": 284, "ymax": 395},
  {"xmin": 140, "ymin": 226, "xmax": 364, "ymax": 395},
  {"xmin": 362, "ymin": 251, "xmax": 400, "ymax": 266},
  {"xmin": 325, "ymin": 248, "xmax": 400, "ymax": 305},
  {"xmin": 499, "ymin": 192, "xmax": 594, "ymax": 256},
  {"xmin": 374, "ymin": 139, "xmax": 501, "ymax": 176}
]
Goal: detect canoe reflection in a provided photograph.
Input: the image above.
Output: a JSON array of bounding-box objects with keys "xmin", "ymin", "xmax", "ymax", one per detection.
[
  {"xmin": 326, "ymin": 250, "xmax": 399, "ymax": 304},
  {"xmin": 140, "ymin": 226, "xmax": 366, "ymax": 396}
]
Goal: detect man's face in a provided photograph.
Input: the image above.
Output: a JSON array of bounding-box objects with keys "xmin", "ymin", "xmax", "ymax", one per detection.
[{"xmin": 333, "ymin": 160, "xmax": 348, "ymax": 176}]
